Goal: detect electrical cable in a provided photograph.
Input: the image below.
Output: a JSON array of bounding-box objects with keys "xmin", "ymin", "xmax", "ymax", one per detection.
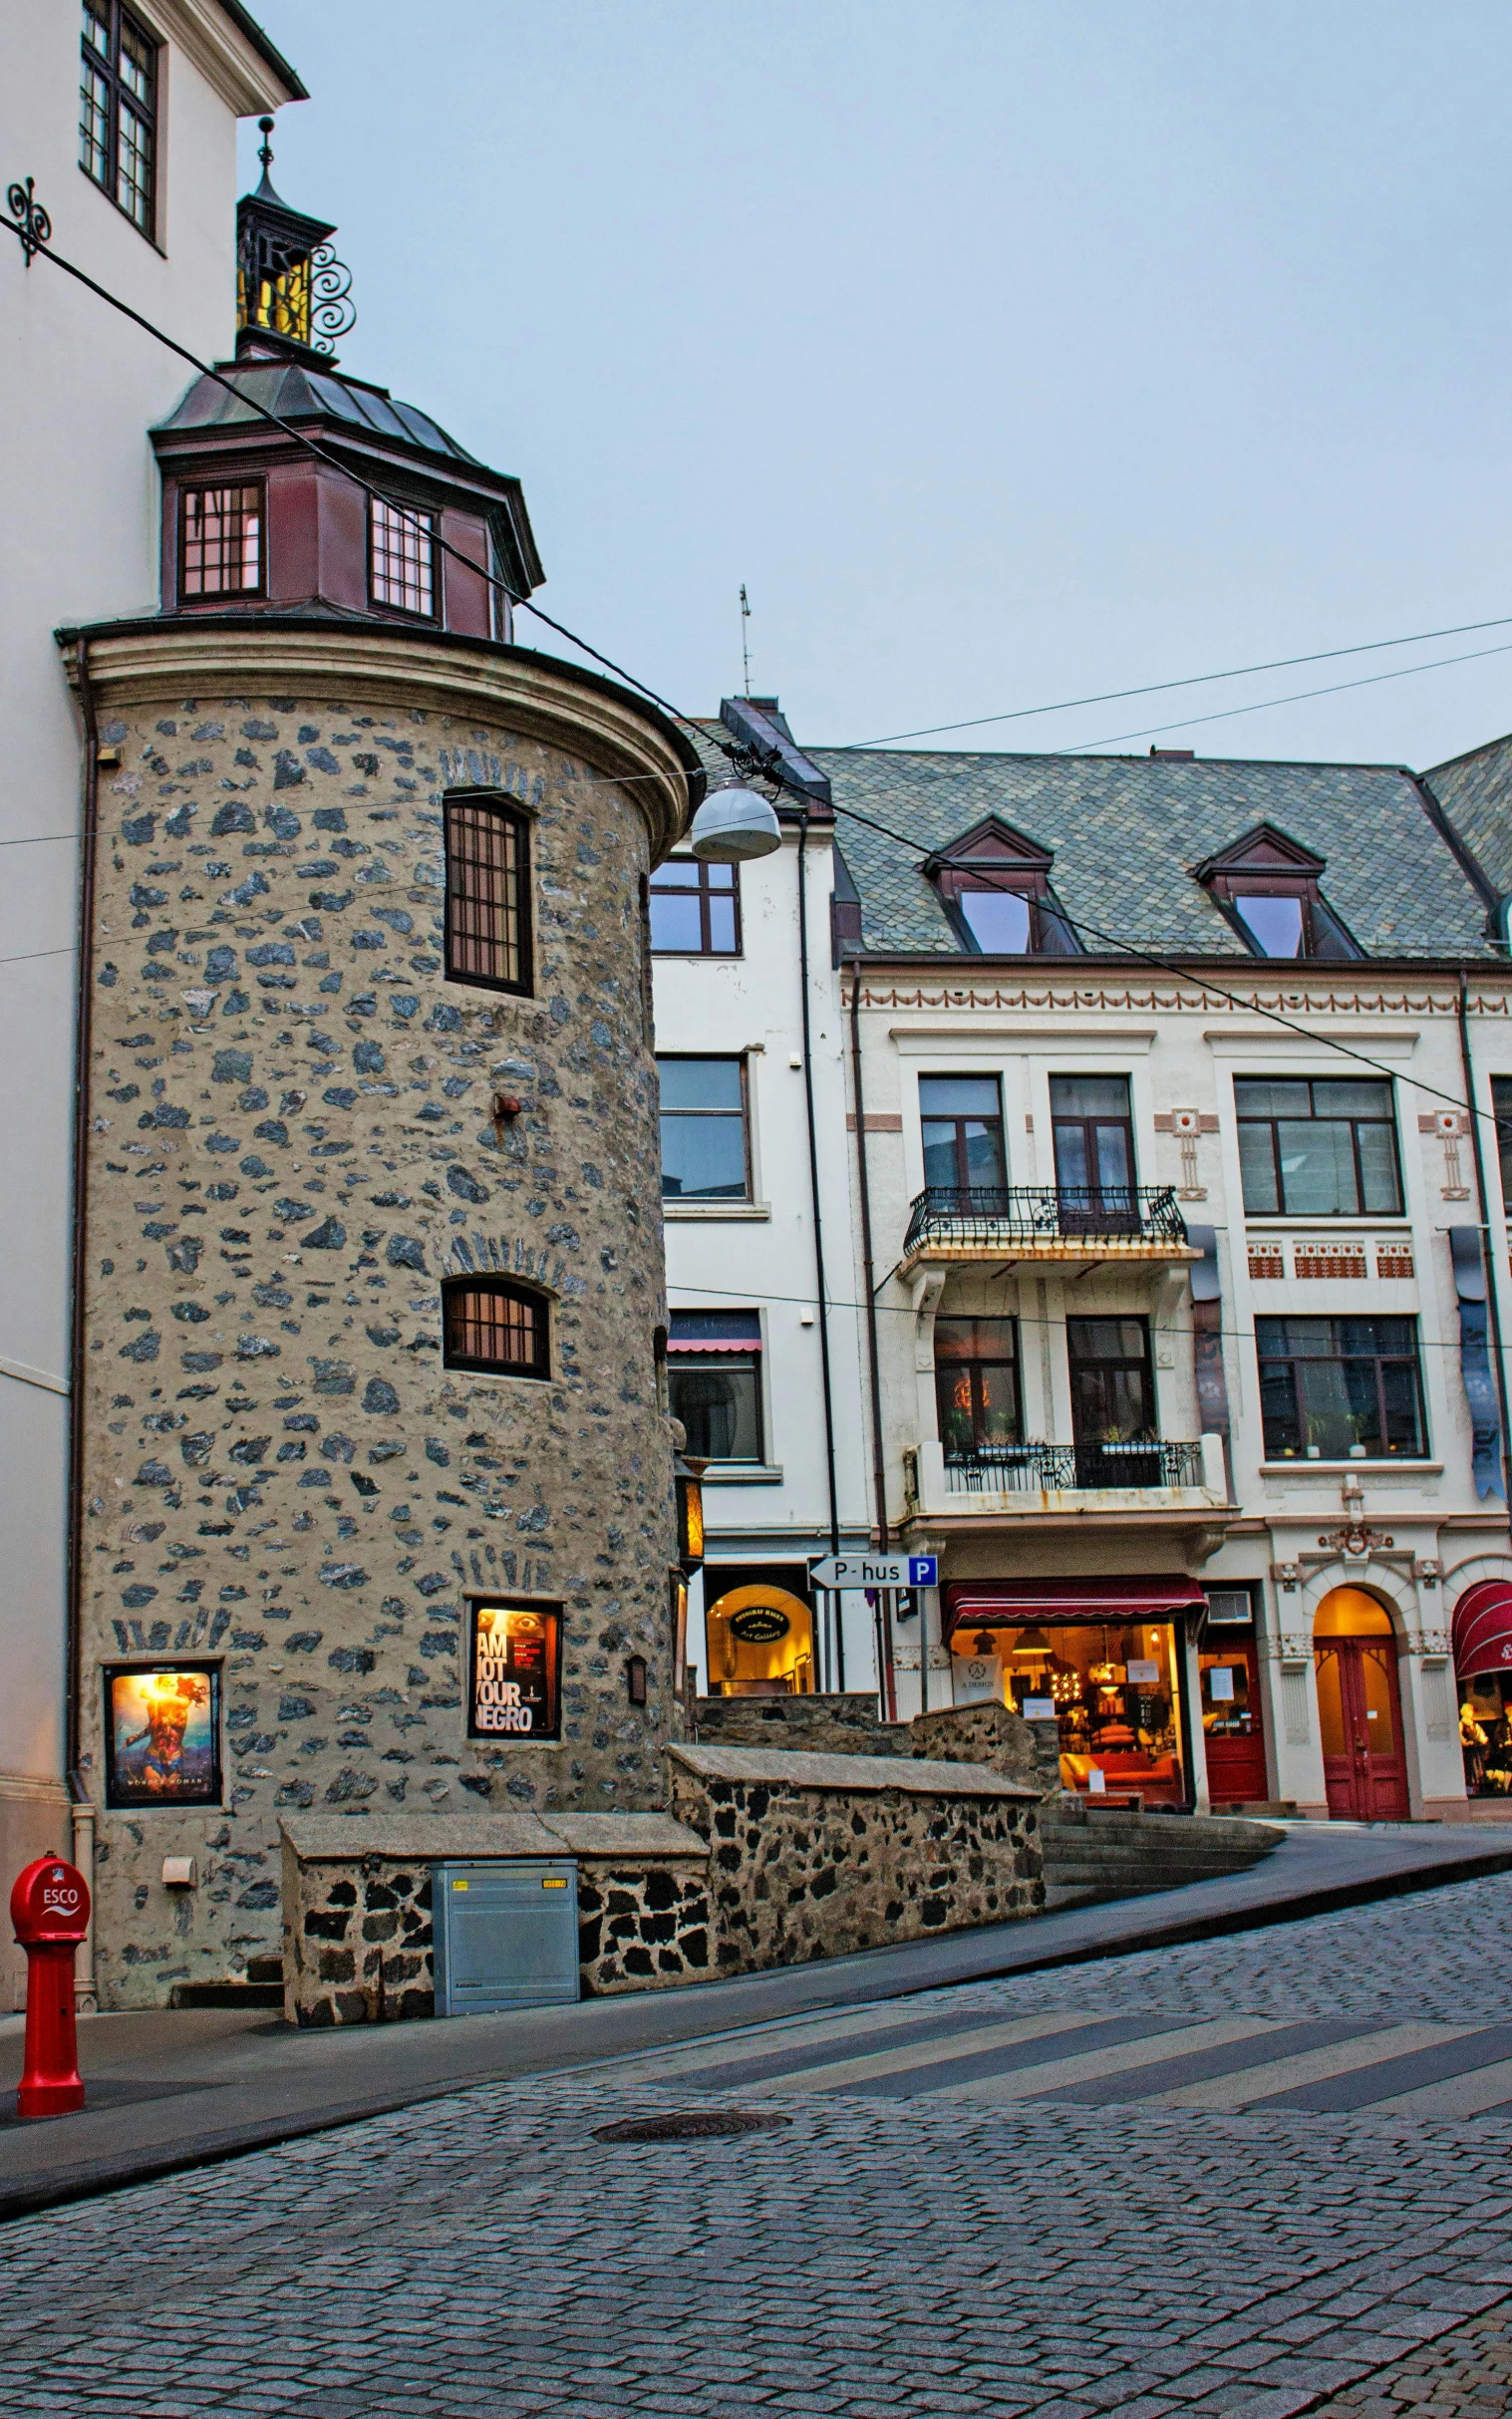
[
  {"xmin": 848, "ymin": 618, "xmax": 1512, "ymax": 750},
  {"xmin": 8, "ymin": 202, "xmax": 1511, "ymax": 1136},
  {"xmin": 1055, "ymin": 639, "xmax": 1512, "ymax": 756}
]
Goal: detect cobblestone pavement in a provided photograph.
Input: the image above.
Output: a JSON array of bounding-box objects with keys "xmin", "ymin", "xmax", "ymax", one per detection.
[{"xmin": 1, "ymin": 1876, "xmax": 1511, "ymax": 2418}]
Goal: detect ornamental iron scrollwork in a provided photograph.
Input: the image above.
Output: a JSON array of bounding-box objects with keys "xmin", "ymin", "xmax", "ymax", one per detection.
[
  {"xmin": 309, "ymin": 241, "xmax": 356, "ymax": 351},
  {"xmin": 6, "ymin": 176, "xmax": 52, "ymax": 264}
]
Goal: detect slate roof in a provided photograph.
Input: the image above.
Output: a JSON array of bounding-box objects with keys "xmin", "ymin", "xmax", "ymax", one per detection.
[
  {"xmin": 154, "ymin": 361, "xmax": 488, "ymax": 478},
  {"xmin": 1423, "ymin": 732, "xmax": 1512, "ymax": 900},
  {"xmin": 804, "ymin": 747, "xmax": 1497, "ymax": 961}
]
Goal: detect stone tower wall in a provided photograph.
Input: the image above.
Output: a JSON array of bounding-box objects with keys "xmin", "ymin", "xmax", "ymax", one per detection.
[{"xmin": 70, "ymin": 629, "xmax": 693, "ymax": 2006}]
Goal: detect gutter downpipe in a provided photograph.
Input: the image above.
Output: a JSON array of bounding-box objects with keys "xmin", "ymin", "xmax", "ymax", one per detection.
[
  {"xmin": 1458, "ymin": 967, "xmax": 1512, "ymax": 1516},
  {"xmin": 848, "ymin": 953, "xmax": 896, "ymax": 1720},
  {"xmin": 795, "ymin": 812, "xmax": 843, "ymax": 1688},
  {"xmin": 68, "ymin": 635, "xmax": 101, "ymax": 2008}
]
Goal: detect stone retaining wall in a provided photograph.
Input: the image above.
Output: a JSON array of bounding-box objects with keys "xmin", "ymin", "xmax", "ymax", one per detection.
[{"xmin": 667, "ymin": 1741, "xmax": 1043, "ymax": 1977}]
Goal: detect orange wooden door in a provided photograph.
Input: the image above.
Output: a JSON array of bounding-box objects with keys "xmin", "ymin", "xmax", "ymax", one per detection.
[{"xmin": 1315, "ymin": 1638, "xmax": 1409, "ymax": 1820}]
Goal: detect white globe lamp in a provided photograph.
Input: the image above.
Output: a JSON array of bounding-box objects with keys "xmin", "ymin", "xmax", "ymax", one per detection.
[{"xmin": 687, "ymin": 780, "xmax": 782, "ymax": 862}]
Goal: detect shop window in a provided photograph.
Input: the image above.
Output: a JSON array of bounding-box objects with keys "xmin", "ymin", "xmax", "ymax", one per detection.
[
  {"xmin": 666, "ymin": 1309, "xmax": 762, "ymax": 1460},
  {"xmin": 1460, "ymin": 1673, "xmax": 1512, "ymax": 1798},
  {"xmin": 658, "ymin": 1057, "xmax": 750, "ymax": 1200},
  {"xmin": 704, "ymin": 1572, "xmax": 814, "ymax": 1696},
  {"xmin": 1235, "ymin": 1077, "xmax": 1401, "ymax": 1217},
  {"xmin": 1256, "ymin": 1316, "xmax": 1426, "ymax": 1460},
  {"xmin": 442, "ymin": 1278, "xmax": 549, "ymax": 1379},
  {"xmin": 1051, "ymin": 1074, "xmax": 1136, "ymax": 1211},
  {"xmin": 935, "ymin": 1317, "xmax": 1022, "ymax": 1458},
  {"xmin": 179, "ymin": 483, "xmax": 264, "ymax": 599},
  {"xmin": 650, "ymin": 857, "xmax": 741, "ymax": 955},
  {"xmin": 369, "ymin": 496, "xmax": 436, "ymax": 617},
  {"xmin": 927, "ymin": 817, "xmax": 1080, "ymax": 955},
  {"xmin": 958, "ymin": 1619, "xmax": 1188, "ymax": 1807},
  {"xmin": 80, "ymin": 1, "xmax": 157, "ymax": 239},
  {"xmin": 919, "ymin": 1075, "xmax": 1006, "ymax": 1190},
  {"xmin": 444, "ymin": 791, "xmax": 531, "ymax": 994},
  {"xmin": 102, "ymin": 1664, "xmax": 221, "ymax": 1808},
  {"xmin": 467, "ymin": 1600, "xmax": 561, "ymax": 1740}
]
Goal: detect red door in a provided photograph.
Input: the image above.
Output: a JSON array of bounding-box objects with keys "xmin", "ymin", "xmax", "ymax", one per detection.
[
  {"xmin": 1315, "ymin": 1638, "xmax": 1410, "ymax": 1820},
  {"xmin": 1201, "ymin": 1639, "xmax": 1268, "ymax": 1806}
]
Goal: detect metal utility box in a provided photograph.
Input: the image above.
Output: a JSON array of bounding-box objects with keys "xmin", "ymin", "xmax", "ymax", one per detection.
[{"xmin": 432, "ymin": 1859, "xmax": 580, "ymax": 2016}]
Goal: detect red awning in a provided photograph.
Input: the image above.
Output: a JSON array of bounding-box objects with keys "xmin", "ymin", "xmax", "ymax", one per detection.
[
  {"xmin": 944, "ymin": 1577, "xmax": 1208, "ymax": 1637},
  {"xmin": 665, "ymin": 1338, "xmax": 760, "ymax": 1354},
  {"xmin": 1453, "ymin": 1581, "xmax": 1512, "ymax": 1678}
]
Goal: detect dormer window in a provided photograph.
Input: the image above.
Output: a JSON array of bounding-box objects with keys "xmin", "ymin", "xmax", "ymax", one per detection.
[
  {"xmin": 1194, "ymin": 824, "xmax": 1362, "ymax": 960},
  {"xmin": 928, "ymin": 818, "xmax": 1081, "ymax": 956},
  {"xmin": 370, "ymin": 498, "xmax": 436, "ymax": 617}
]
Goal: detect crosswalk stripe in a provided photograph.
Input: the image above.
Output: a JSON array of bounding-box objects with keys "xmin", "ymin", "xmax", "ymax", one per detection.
[
  {"xmin": 587, "ymin": 1993, "xmax": 1033, "ymax": 2085},
  {"xmin": 1132, "ymin": 2021, "xmax": 1477, "ymax": 2111},
  {"xmin": 1357, "ymin": 2052, "xmax": 1512, "ymax": 2120},
  {"xmin": 921, "ymin": 2016, "xmax": 1283, "ymax": 2104},
  {"xmin": 734, "ymin": 2008, "xmax": 1132, "ymax": 2096}
]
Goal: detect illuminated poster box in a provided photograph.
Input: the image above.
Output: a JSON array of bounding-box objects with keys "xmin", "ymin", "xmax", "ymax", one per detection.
[
  {"xmin": 103, "ymin": 1664, "xmax": 222, "ymax": 1808},
  {"xmin": 467, "ymin": 1600, "xmax": 562, "ymax": 1741}
]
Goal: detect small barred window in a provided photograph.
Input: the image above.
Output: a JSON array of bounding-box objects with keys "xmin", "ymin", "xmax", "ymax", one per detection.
[
  {"xmin": 444, "ymin": 793, "xmax": 531, "ymax": 994},
  {"xmin": 369, "ymin": 496, "xmax": 436, "ymax": 616},
  {"xmin": 443, "ymin": 1279, "xmax": 549, "ymax": 1379},
  {"xmin": 180, "ymin": 484, "xmax": 263, "ymax": 598}
]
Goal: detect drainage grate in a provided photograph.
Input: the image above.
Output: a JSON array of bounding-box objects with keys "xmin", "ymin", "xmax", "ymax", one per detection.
[{"xmin": 593, "ymin": 2111, "xmax": 792, "ymax": 2143}]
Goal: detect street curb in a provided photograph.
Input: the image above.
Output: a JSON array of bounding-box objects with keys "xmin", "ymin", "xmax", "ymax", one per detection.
[{"xmin": 3, "ymin": 1836, "xmax": 1511, "ymax": 2227}]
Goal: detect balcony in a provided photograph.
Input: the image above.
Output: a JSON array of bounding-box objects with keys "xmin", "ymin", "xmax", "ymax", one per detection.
[
  {"xmin": 900, "ymin": 1185, "xmax": 1196, "ymax": 1275},
  {"xmin": 901, "ymin": 1432, "xmax": 1230, "ymax": 1537}
]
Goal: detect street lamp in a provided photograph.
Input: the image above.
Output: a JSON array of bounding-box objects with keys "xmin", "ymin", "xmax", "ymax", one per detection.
[{"xmin": 687, "ymin": 779, "xmax": 781, "ymax": 862}]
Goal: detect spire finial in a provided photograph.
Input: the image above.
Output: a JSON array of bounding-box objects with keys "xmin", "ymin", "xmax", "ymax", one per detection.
[{"xmin": 258, "ymin": 116, "xmax": 274, "ymax": 169}]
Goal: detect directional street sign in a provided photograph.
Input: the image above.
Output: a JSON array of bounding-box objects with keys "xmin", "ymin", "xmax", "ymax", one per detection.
[{"xmin": 809, "ymin": 1552, "xmax": 938, "ymax": 1592}]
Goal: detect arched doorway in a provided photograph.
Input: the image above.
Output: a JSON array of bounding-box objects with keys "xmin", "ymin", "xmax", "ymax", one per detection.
[
  {"xmin": 705, "ymin": 1582, "xmax": 815, "ymax": 1696},
  {"xmin": 1313, "ymin": 1586, "xmax": 1409, "ymax": 1821}
]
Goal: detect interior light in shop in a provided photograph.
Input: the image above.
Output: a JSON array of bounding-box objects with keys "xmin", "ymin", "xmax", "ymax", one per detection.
[
  {"xmin": 973, "ymin": 1631, "xmax": 998, "ymax": 1657},
  {"xmin": 1011, "ymin": 1626, "xmax": 1052, "ymax": 1660}
]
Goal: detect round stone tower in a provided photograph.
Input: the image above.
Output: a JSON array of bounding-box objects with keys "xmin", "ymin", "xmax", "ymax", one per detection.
[{"xmin": 60, "ymin": 164, "xmax": 702, "ymax": 2006}]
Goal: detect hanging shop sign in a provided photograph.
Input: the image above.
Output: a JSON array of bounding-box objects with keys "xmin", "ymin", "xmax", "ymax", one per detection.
[
  {"xmin": 103, "ymin": 1664, "xmax": 222, "ymax": 1809},
  {"xmin": 467, "ymin": 1601, "xmax": 562, "ymax": 1740}
]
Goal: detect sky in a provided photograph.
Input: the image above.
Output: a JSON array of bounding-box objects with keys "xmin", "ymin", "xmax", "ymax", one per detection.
[{"xmin": 241, "ymin": 2, "xmax": 1512, "ymax": 772}]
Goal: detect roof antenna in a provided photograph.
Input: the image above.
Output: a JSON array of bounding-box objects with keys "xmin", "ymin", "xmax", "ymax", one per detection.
[{"xmin": 740, "ymin": 583, "xmax": 753, "ymax": 698}]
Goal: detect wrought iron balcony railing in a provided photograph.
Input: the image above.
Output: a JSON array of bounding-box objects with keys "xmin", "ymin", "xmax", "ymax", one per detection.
[
  {"xmin": 942, "ymin": 1438, "xmax": 1207, "ymax": 1493},
  {"xmin": 903, "ymin": 1184, "xmax": 1188, "ymax": 1257}
]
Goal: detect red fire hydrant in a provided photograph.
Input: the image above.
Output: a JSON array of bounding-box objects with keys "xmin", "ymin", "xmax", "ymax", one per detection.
[{"xmin": 11, "ymin": 1854, "xmax": 91, "ymax": 2117}]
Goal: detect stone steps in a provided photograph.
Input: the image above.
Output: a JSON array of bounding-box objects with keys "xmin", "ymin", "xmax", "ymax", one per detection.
[{"xmin": 1040, "ymin": 1804, "xmax": 1282, "ymax": 1909}]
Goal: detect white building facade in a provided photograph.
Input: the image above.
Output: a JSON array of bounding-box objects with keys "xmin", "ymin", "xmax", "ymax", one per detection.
[{"xmin": 0, "ymin": 0, "xmax": 301, "ymax": 1981}]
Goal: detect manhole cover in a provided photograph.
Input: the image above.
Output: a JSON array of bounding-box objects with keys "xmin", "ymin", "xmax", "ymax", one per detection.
[{"xmin": 593, "ymin": 2110, "xmax": 791, "ymax": 2143}]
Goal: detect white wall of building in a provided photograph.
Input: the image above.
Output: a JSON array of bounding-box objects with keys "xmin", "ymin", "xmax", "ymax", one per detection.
[{"xmin": 0, "ymin": 0, "xmax": 297, "ymax": 1946}]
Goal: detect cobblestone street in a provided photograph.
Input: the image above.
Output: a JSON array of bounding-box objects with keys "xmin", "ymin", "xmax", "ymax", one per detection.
[{"xmin": 2, "ymin": 1875, "xmax": 1512, "ymax": 2418}]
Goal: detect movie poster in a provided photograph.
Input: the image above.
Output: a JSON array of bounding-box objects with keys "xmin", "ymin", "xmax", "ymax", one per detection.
[
  {"xmin": 468, "ymin": 1602, "xmax": 561, "ymax": 1740},
  {"xmin": 103, "ymin": 1664, "xmax": 222, "ymax": 1808}
]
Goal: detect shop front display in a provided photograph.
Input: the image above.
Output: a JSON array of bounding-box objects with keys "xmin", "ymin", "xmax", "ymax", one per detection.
[
  {"xmin": 1198, "ymin": 1592, "xmax": 1268, "ymax": 1807},
  {"xmin": 704, "ymin": 1565, "xmax": 815, "ymax": 1696},
  {"xmin": 1453, "ymin": 1580, "xmax": 1512, "ymax": 1798},
  {"xmin": 944, "ymin": 1578, "xmax": 1206, "ymax": 1808}
]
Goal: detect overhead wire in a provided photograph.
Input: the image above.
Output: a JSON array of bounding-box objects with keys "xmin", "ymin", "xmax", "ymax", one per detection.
[{"xmin": 8, "ymin": 203, "xmax": 1512, "ymax": 1144}]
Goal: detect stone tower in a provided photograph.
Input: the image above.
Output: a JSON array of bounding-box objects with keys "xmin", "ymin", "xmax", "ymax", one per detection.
[{"xmin": 60, "ymin": 157, "xmax": 701, "ymax": 2006}]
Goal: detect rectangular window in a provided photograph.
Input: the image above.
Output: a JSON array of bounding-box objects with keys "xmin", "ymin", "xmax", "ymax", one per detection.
[
  {"xmin": 1051, "ymin": 1074, "xmax": 1135, "ymax": 1201},
  {"xmin": 467, "ymin": 1601, "xmax": 561, "ymax": 1740},
  {"xmin": 442, "ymin": 1278, "xmax": 549, "ymax": 1378},
  {"xmin": 1067, "ymin": 1317, "xmax": 1157, "ymax": 1458},
  {"xmin": 667, "ymin": 1309, "xmax": 763, "ymax": 1461},
  {"xmin": 444, "ymin": 792, "xmax": 530, "ymax": 993},
  {"xmin": 102, "ymin": 1664, "xmax": 221, "ymax": 1808},
  {"xmin": 1235, "ymin": 1077, "xmax": 1402, "ymax": 1217},
  {"xmin": 659, "ymin": 1057, "xmax": 750, "ymax": 1200},
  {"xmin": 919, "ymin": 1074, "xmax": 1006, "ymax": 1189},
  {"xmin": 180, "ymin": 484, "xmax": 264, "ymax": 599},
  {"xmin": 1255, "ymin": 1315, "xmax": 1426, "ymax": 1460},
  {"xmin": 935, "ymin": 1317, "xmax": 1022, "ymax": 1457},
  {"xmin": 649, "ymin": 857, "xmax": 741, "ymax": 955},
  {"xmin": 1494, "ymin": 1075, "xmax": 1512, "ymax": 1211},
  {"xmin": 79, "ymin": 1, "xmax": 157, "ymax": 238},
  {"xmin": 370, "ymin": 496, "xmax": 437, "ymax": 616}
]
